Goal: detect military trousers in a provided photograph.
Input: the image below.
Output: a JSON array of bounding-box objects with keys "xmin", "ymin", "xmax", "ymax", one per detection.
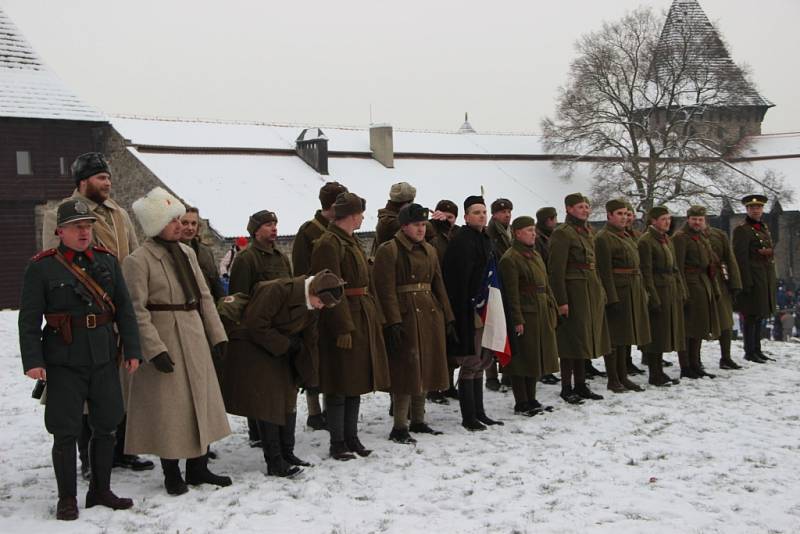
[
  {"xmin": 456, "ymin": 328, "xmax": 493, "ymax": 380},
  {"xmin": 391, "ymin": 393, "xmax": 426, "ymax": 430}
]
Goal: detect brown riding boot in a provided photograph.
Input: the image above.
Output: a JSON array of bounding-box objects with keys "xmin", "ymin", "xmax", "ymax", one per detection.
[{"xmin": 603, "ymin": 352, "xmax": 626, "ymax": 393}]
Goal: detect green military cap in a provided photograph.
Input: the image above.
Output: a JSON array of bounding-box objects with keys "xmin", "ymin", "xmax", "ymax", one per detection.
[
  {"xmin": 309, "ymin": 269, "xmax": 347, "ymax": 308},
  {"xmin": 57, "ymin": 198, "xmax": 97, "ymax": 227},
  {"xmin": 511, "ymin": 216, "xmax": 535, "ymax": 231},
  {"xmin": 398, "ymin": 203, "xmax": 429, "ymax": 225},
  {"xmin": 435, "ymin": 199, "xmax": 458, "ymax": 217},
  {"xmin": 624, "ymin": 201, "xmax": 635, "ymax": 212},
  {"xmin": 741, "ymin": 194, "xmax": 768, "ymax": 206},
  {"xmin": 491, "ymin": 198, "xmax": 513, "ymax": 213},
  {"xmin": 686, "ymin": 205, "xmax": 707, "ymax": 217},
  {"xmin": 389, "ymin": 182, "xmax": 416, "ymax": 203},
  {"xmin": 605, "ymin": 199, "xmax": 627, "ymax": 213},
  {"xmin": 333, "ymin": 192, "xmax": 366, "ymax": 219},
  {"xmin": 247, "ymin": 210, "xmax": 278, "ymax": 236},
  {"xmin": 319, "ymin": 182, "xmax": 348, "ymax": 209},
  {"xmin": 647, "ymin": 206, "xmax": 670, "ymax": 221},
  {"xmin": 536, "ymin": 206, "xmax": 557, "ymax": 222},
  {"xmin": 565, "ymin": 193, "xmax": 590, "ymax": 207}
]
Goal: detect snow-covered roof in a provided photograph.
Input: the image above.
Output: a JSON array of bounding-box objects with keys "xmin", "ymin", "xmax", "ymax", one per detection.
[{"xmin": 0, "ymin": 8, "xmax": 104, "ymax": 122}]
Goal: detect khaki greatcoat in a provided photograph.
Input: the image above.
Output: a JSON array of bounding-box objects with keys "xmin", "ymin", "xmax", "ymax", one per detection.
[
  {"xmin": 310, "ymin": 223, "xmax": 390, "ymax": 395},
  {"xmin": 595, "ymin": 224, "xmax": 652, "ymax": 347},
  {"xmin": 638, "ymin": 227, "xmax": 687, "ymax": 354},
  {"xmin": 373, "ymin": 231, "xmax": 454, "ymax": 395},
  {"xmin": 706, "ymin": 226, "xmax": 742, "ymax": 331},
  {"xmin": 121, "ymin": 239, "xmax": 230, "ymax": 459},
  {"xmin": 673, "ymin": 224, "xmax": 722, "ymax": 340},
  {"xmin": 291, "ymin": 210, "xmax": 329, "ymax": 276},
  {"xmin": 222, "ymin": 277, "xmax": 318, "ymax": 426},
  {"xmin": 548, "ymin": 215, "xmax": 611, "ymax": 360},
  {"xmin": 498, "ymin": 241, "xmax": 559, "ymax": 378}
]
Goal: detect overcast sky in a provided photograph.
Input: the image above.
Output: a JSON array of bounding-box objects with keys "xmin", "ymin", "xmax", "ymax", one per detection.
[{"xmin": 2, "ymin": 0, "xmax": 797, "ymax": 134}]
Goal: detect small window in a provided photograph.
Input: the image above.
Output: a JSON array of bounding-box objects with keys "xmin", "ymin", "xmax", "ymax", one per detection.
[
  {"xmin": 16, "ymin": 151, "xmax": 32, "ymax": 175},
  {"xmin": 59, "ymin": 157, "xmax": 69, "ymax": 176}
]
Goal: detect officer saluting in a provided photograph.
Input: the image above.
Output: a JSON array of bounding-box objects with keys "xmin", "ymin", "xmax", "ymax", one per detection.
[{"xmin": 18, "ymin": 199, "xmax": 142, "ymax": 521}]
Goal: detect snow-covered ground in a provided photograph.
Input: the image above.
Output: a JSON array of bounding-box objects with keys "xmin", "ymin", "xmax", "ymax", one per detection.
[{"xmin": 1, "ymin": 309, "xmax": 799, "ymax": 533}]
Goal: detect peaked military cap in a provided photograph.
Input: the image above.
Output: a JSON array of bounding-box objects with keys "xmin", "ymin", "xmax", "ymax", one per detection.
[
  {"xmin": 491, "ymin": 198, "xmax": 513, "ymax": 213},
  {"xmin": 57, "ymin": 198, "xmax": 97, "ymax": 227},
  {"xmin": 398, "ymin": 203, "xmax": 429, "ymax": 225},
  {"xmin": 741, "ymin": 194, "xmax": 767, "ymax": 206}
]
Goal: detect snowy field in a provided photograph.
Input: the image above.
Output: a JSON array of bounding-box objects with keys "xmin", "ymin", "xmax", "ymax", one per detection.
[{"xmin": 1, "ymin": 309, "xmax": 799, "ymax": 534}]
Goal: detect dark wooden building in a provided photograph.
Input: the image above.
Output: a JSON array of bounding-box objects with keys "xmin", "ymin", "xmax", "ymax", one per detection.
[{"xmin": 0, "ymin": 8, "xmax": 108, "ymax": 308}]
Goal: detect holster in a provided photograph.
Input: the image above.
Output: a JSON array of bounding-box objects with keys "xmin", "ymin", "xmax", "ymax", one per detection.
[{"xmin": 44, "ymin": 313, "xmax": 72, "ymax": 344}]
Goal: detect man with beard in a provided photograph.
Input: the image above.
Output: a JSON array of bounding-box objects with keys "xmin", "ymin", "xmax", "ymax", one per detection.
[
  {"xmin": 20, "ymin": 198, "xmax": 141, "ymax": 520},
  {"xmin": 484, "ymin": 198, "xmax": 514, "ymax": 391},
  {"xmin": 704, "ymin": 219, "xmax": 744, "ymax": 369},
  {"xmin": 534, "ymin": 206, "xmax": 560, "ymax": 385},
  {"xmin": 374, "ymin": 204, "xmax": 455, "ymax": 443},
  {"xmin": 426, "ymin": 199, "xmax": 461, "ymax": 404},
  {"xmin": 180, "ymin": 207, "xmax": 224, "ymax": 301},
  {"xmin": 310, "ymin": 192, "xmax": 390, "ymax": 460},
  {"xmin": 291, "ymin": 181, "xmax": 349, "ymax": 431},
  {"xmin": 733, "ymin": 194, "xmax": 777, "ymax": 363},
  {"xmin": 638, "ymin": 207, "xmax": 684, "ymax": 387},
  {"xmin": 442, "ymin": 196, "xmax": 503, "ymax": 430},
  {"xmin": 673, "ymin": 206, "xmax": 721, "ymax": 379},
  {"xmin": 229, "ymin": 209, "xmax": 293, "ymax": 447},
  {"xmin": 42, "ymin": 153, "xmax": 152, "ymax": 477},
  {"xmin": 548, "ymin": 193, "xmax": 611, "ymax": 403},
  {"xmin": 595, "ymin": 199, "xmax": 649, "ymax": 393}
]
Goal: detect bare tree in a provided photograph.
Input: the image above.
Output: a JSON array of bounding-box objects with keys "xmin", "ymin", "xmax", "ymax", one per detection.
[{"xmin": 541, "ymin": 6, "xmax": 787, "ymax": 213}]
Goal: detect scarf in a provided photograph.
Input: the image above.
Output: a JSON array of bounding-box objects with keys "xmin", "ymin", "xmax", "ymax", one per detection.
[{"xmin": 154, "ymin": 237, "xmax": 202, "ymax": 306}]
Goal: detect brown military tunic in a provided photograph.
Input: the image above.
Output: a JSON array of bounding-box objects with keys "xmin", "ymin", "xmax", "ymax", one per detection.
[
  {"xmin": 548, "ymin": 214, "xmax": 611, "ymax": 359},
  {"xmin": 486, "ymin": 218, "xmax": 512, "ymax": 260},
  {"xmin": 706, "ymin": 226, "xmax": 742, "ymax": 331},
  {"xmin": 673, "ymin": 224, "xmax": 721, "ymax": 340},
  {"xmin": 638, "ymin": 226, "xmax": 686, "ymax": 354},
  {"xmin": 534, "ymin": 224, "xmax": 552, "ymax": 267},
  {"xmin": 733, "ymin": 217, "xmax": 777, "ymax": 318},
  {"xmin": 291, "ymin": 210, "xmax": 329, "ymax": 276},
  {"xmin": 595, "ymin": 223, "xmax": 652, "ymax": 346},
  {"xmin": 498, "ymin": 241, "xmax": 559, "ymax": 378},
  {"xmin": 373, "ymin": 231, "xmax": 454, "ymax": 395},
  {"xmin": 228, "ymin": 240, "xmax": 292, "ymax": 296},
  {"xmin": 221, "ymin": 277, "xmax": 319, "ymax": 426},
  {"xmin": 310, "ymin": 224, "xmax": 390, "ymax": 395}
]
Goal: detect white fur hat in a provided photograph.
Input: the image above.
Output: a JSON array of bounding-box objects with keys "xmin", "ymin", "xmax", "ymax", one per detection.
[{"xmin": 132, "ymin": 187, "xmax": 186, "ymax": 237}]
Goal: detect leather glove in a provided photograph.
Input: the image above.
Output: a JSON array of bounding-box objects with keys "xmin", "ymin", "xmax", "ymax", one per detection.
[
  {"xmin": 336, "ymin": 333, "xmax": 353, "ymax": 350},
  {"xmin": 385, "ymin": 323, "xmax": 404, "ymax": 356},
  {"xmin": 286, "ymin": 336, "xmax": 303, "ymax": 357},
  {"xmin": 446, "ymin": 322, "xmax": 460, "ymax": 346},
  {"xmin": 212, "ymin": 341, "xmax": 227, "ymax": 361},
  {"xmin": 151, "ymin": 352, "xmax": 175, "ymax": 373}
]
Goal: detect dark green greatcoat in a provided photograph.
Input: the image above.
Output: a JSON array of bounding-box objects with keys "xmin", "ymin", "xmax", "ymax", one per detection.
[
  {"xmin": 638, "ymin": 227, "xmax": 686, "ymax": 353},
  {"xmin": 547, "ymin": 215, "xmax": 611, "ymax": 360},
  {"xmin": 291, "ymin": 210, "xmax": 329, "ymax": 276},
  {"xmin": 228, "ymin": 240, "xmax": 292, "ymax": 296},
  {"xmin": 732, "ymin": 217, "xmax": 777, "ymax": 318},
  {"xmin": 498, "ymin": 241, "xmax": 559, "ymax": 378},
  {"xmin": 595, "ymin": 224, "xmax": 651, "ymax": 347},
  {"xmin": 706, "ymin": 226, "xmax": 742, "ymax": 331},
  {"xmin": 310, "ymin": 223, "xmax": 390, "ymax": 395},
  {"xmin": 373, "ymin": 231, "xmax": 454, "ymax": 395},
  {"xmin": 673, "ymin": 224, "xmax": 721, "ymax": 340}
]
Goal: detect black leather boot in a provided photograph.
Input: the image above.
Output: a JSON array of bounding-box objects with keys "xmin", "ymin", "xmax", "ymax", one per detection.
[
  {"xmin": 259, "ymin": 420, "xmax": 302, "ymax": 477},
  {"xmin": 185, "ymin": 453, "xmax": 232, "ymax": 487},
  {"xmin": 86, "ymin": 435, "xmax": 133, "ymax": 510},
  {"xmin": 474, "ymin": 378, "xmax": 503, "ymax": 425},
  {"xmin": 458, "ymin": 379, "xmax": 486, "ymax": 431},
  {"xmin": 344, "ymin": 396, "xmax": 372, "ymax": 457},
  {"xmin": 53, "ymin": 437, "xmax": 78, "ymax": 520},
  {"xmin": 113, "ymin": 416, "xmax": 154, "ymax": 471},
  {"xmin": 280, "ymin": 412, "xmax": 311, "ymax": 467},
  {"xmin": 160, "ymin": 458, "xmax": 188, "ymax": 496},
  {"xmin": 326, "ymin": 395, "xmax": 355, "ymax": 460}
]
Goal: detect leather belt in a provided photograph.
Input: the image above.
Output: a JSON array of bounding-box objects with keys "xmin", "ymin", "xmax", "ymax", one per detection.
[
  {"xmin": 567, "ymin": 262, "xmax": 595, "ymax": 271},
  {"xmin": 612, "ymin": 268, "xmax": 640, "ymax": 275},
  {"xmin": 520, "ymin": 285, "xmax": 546, "ymax": 295},
  {"xmin": 396, "ymin": 283, "xmax": 431, "ymax": 293},
  {"xmin": 146, "ymin": 302, "xmax": 200, "ymax": 312},
  {"xmin": 72, "ymin": 312, "xmax": 113, "ymax": 329},
  {"xmin": 344, "ymin": 287, "xmax": 369, "ymax": 297}
]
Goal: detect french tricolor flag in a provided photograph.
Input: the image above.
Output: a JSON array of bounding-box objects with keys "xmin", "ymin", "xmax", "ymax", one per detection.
[{"xmin": 475, "ymin": 256, "xmax": 512, "ymax": 366}]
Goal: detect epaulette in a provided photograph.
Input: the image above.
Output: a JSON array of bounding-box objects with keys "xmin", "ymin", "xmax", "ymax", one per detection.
[
  {"xmin": 92, "ymin": 245, "xmax": 114, "ymax": 255},
  {"xmin": 31, "ymin": 248, "xmax": 57, "ymax": 262}
]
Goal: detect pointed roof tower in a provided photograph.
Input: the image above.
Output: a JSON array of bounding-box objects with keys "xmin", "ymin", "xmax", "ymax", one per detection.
[
  {"xmin": 653, "ymin": 0, "xmax": 773, "ymax": 110},
  {"xmin": 458, "ymin": 112, "xmax": 475, "ymax": 134},
  {"xmin": 0, "ymin": 7, "xmax": 104, "ymax": 121}
]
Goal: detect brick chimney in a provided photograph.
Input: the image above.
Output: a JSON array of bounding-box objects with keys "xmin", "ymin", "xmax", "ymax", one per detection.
[
  {"xmin": 370, "ymin": 124, "xmax": 394, "ymax": 168},
  {"xmin": 296, "ymin": 128, "xmax": 329, "ymax": 174}
]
